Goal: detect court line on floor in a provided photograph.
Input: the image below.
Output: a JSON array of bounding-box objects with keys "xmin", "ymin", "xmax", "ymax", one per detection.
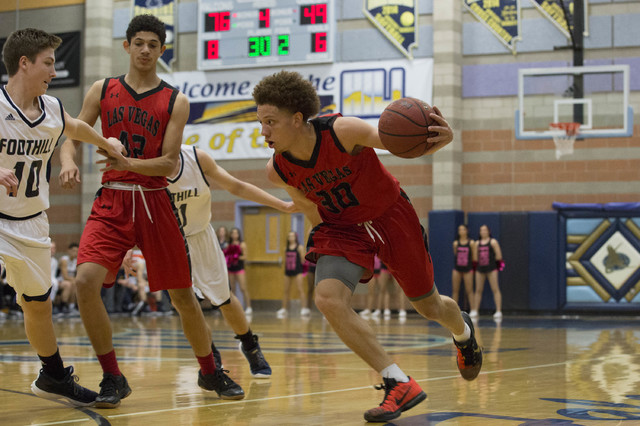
[{"xmin": 30, "ymin": 355, "xmax": 617, "ymax": 425}]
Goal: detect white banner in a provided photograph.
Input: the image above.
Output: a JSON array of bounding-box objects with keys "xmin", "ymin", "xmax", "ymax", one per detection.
[{"xmin": 160, "ymin": 58, "xmax": 433, "ymax": 160}]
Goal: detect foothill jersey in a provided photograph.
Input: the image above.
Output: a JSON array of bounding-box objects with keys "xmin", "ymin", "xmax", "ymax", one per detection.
[
  {"xmin": 167, "ymin": 145, "xmax": 211, "ymax": 236},
  {"xmin": 100, "ymin": 76, "xmax": 178, "ymax": 188},
  {"xmin": 273, "ymin": 114, "xmax": 400, "ymax": 225},
  {"xmin": 0, "ymin": 86, "xmax": 64, "ymax": 218}
]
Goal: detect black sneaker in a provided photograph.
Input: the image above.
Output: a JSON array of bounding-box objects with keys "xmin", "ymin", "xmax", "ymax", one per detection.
[
  {"xmin": 31, "ymin": 366, "xmax": 98, "ymax": 407},
  {"xmin": 212, "ymin": 345, "xmax": 223, "ymax": 370},
  {"xmin": 238, "ymin": 335, "xmax": 272, "ymax": 378},
  {"xmin": 95, "ymin": 373, "xmax": 132, "ymax": 408},
  {"xmin": 198, "ymin": 369, "xmax": 245, "ymax": 400},
  {"xmin": 454, "ymin": 312, "xmax": 483, "ymax": 381}
]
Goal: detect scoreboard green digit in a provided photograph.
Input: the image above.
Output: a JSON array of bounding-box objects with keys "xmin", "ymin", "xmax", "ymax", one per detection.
[{"xmin": 197, "ymin": 0, "xmax": 334, "ymax": 70}]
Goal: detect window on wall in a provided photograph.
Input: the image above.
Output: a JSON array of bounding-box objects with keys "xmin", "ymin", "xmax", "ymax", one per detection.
[
  {"xmin": 291, "ymin": 213, "xmax": 305, "ymax": 244},
  {"xmin": 265, "ymin": 213, "xmax": 280, "ymax": 254}
]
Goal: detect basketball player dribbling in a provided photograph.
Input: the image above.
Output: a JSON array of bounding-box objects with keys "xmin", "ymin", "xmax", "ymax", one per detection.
[
  {"xmin": 58, "ymin": 15, "xmax": 243, "ymax": 407},
  {"xmin": 0, "ymin": 28, "xmax": 125, "ymax": 406},
  {"xmin": 253, "ymin": 71, "xmax": 483, "ymax": 422}
]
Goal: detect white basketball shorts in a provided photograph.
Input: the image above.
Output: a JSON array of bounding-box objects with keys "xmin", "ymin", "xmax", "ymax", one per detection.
[
  {"xmin": 187, "ymin": 224, "xmax": 230, "ymax": 306},
  {"xmin": 0, "ymin": 212, "xmax": 51, "ymax": 304}
]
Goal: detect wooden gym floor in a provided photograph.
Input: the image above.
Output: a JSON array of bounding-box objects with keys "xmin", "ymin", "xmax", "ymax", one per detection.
[{"xmin": 0, "ymin": 310, "xmax": 639, "ymax": 425}]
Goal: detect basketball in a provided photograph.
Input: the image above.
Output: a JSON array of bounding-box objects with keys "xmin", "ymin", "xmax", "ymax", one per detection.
[{"xmin": 378, "ymin": 97, "xmax": 439, "ymax": 158}]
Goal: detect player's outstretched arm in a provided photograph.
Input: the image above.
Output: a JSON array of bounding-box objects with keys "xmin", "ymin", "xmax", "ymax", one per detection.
[
  {"xmin": 333, "ymin": 106, "xmax": 453, "ymax": 156},
  {"xmin": 63, "ymin": 112, "xmax": 124, "ymax": 160},
  {"xmin": 196, "ymin": 148, "xmax": 296, "ymax": 213},
  {"xmin": 63, "ymin": 79, "xmax": 124, "ymax": 158},
  {"xmin": 266, "ymin": 157, "xmax": 321, "ymax": 226},
  {"xmin": 332, "ymin": 116, "xmax": 386, "ymax": 152},
  {"xmin": 60, "ymin": 79, "xmax": 110, "ymax": 189}
]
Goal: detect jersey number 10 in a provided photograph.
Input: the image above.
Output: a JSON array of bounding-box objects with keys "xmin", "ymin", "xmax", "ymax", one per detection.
[{"xmin": 10, "ymin": 160, "xmax": 42, "ymax": 198}]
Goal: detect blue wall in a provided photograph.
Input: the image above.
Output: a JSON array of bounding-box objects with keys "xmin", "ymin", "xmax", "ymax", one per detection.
[{"xmin": 429, "ymin": 210, "xmax": 560, "ymax": 313}]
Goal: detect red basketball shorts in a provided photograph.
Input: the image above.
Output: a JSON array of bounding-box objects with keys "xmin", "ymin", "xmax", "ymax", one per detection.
[
  {"xmin": 78, "ymin": 186, "xmax": 191, "ymax": 291},
  {"xmin": 307, "ymin": 192, "xmax": 434, "ymax": 300}
]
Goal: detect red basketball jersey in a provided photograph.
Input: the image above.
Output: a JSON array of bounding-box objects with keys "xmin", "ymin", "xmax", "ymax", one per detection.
[
  {"xmin": 273, "ymin": 114, "xmax": 400, "ymax": 225},
  {"xmin": 100, "ymin": 76, "xmax": 179, "ymax": 188}
]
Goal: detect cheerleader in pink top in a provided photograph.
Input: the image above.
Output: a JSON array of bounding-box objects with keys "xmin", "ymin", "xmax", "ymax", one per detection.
[
  {"xmin": 225, "ymin": 228, "xmax": 251, "ymax": 315},
  {"xmin": 452, "ymin": 224, "xmax": 475, "ymax": 314}
]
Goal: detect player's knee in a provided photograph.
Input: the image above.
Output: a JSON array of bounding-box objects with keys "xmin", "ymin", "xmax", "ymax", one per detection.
[
  {"xmin": 314, "ymin": 291, "xmax": 345, "ymax": 316},
  {"xmin": 74, "ymin": 277, "xmax": 92, "ymax": 299},
  {"xmin": 167, "ymin": 288, "xmax": 196, "ymax": 310},
  {"xmin": 412, "ymin": 297, "xmax": 444, "ymax": 321},
  {"xmin": 21, "ymin": 294, "xmax": 52, "ymax": 317}
]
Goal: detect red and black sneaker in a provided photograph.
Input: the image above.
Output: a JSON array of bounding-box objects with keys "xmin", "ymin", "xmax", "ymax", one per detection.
[
  {"xmin": 454, "ymin": 311, "xmax": 483, "ymax": 381},
  {"xmin": 364, "ymin": 377, "xmax": 427, "ymax": 422}
]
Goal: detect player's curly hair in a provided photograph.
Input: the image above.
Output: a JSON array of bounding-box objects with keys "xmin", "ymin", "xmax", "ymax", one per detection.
[
  {"xmin": 252, "ymin": 71, "xmax": 320, "ymax": 121},
  {"xmin": 126, "ymin": 14, "xmax": 166, "ymax": 46},
  {"xmin": 2, "ymin": 28, "xmax": 61, "ymax": 76}
]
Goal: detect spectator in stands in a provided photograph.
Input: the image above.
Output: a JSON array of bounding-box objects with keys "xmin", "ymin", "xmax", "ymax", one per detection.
[{"xmin": 58, "ymin": 243, "xmax": 79, "ymax": 316}]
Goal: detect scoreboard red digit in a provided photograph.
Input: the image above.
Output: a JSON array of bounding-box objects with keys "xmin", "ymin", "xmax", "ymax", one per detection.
[{"xmin": 197, "ymin": 0, "xmax": 334, "ymax": 70}]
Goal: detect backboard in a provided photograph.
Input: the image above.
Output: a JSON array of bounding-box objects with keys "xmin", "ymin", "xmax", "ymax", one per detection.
[{"xmin": 515, "ymin": 65, "xmax": 633, "ymax": 140}]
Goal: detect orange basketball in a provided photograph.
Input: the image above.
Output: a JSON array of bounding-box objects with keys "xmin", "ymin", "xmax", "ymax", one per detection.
[{"xmin": 378, "ymin": 97, "xmax": 439, "ymax": 158}]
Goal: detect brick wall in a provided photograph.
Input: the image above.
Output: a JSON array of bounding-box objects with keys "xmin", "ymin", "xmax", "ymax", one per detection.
[{"xmin": 461, "ymin": 125, "xmax": 640, "ymax": 212}]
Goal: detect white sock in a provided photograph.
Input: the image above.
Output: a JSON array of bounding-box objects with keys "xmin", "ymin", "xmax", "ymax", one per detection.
[
  {"xmin": 380, "ymin": 363, "xmax": 409, "ymax": 383},
  {"xmin": 452, "ymin": 322, "xmax": 471, "ymax": 343}
]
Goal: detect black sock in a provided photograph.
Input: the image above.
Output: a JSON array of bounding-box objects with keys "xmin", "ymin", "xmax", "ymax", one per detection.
[
  {"xmin": 38, "ymin": 349, "xmax": 66, "ymax": 380},
  {"xmin": 236, "ymin": 330, "xmax": 256, "ymax": 351},
  {"xmin": 211, "ymin": 341, "xmax": 218, "ymax": 353}
]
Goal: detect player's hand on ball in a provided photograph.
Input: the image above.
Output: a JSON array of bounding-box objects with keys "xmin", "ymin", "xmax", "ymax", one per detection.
[{"xmin": 426, "ymin": 106, "xmax": 453, "ymax": 144}]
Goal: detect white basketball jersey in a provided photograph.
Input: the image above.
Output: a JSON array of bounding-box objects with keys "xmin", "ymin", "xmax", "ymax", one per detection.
[
  {"xmin": 167, "ymin": 145, "xmax": 212, "ymax": 236},
  {"xmin": 0, "ymin": 86, "xmax": 64, "ymax": 218}
]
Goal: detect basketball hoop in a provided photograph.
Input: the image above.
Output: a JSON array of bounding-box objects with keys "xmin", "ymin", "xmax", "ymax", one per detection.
[{"xmin": 550, "ymin": 122, "xmax": 580, "ymax": 160}]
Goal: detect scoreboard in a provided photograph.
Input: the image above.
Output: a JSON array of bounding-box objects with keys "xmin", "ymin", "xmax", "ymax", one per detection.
[{"xmin": 197, "ymin": 0, "xmax": 334, "ymax": 70}]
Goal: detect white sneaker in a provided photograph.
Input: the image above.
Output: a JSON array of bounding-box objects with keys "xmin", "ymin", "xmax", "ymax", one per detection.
[
  {"xmin": 469, "ymin": 310, "xmax": 479, "ymax": 318},
  {"xmin": 245, "ymin": 307, "xmax": 253, "ymax": 315},
  {"xmin": 276, "ymin": 308, "xmax": 288, "ymax": 318},
  {"xmin": 371, "ymin": 309, "xmax": 381, "ymax": 318},
  {"xmin": 359, "ymin": 309, "xmax": 371, "ymax": 316},
  {"xmin": 300, "ymin": 307, "xmax": 310, "ymax": 316},
  {"xmin": 493, "ymin": 311, "xmax": 503, "ymax": 320},
  {"xmin": 383, "ymin": 309, "xmax": 391, "ymax": 318},
  {"xmin": 398, "ymin": 309, "xmax": 407, "ymax": 319}
]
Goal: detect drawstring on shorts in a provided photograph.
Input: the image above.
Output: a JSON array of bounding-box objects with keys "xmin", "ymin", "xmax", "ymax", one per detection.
[
  {"xmin": 358, "ymin": 220, "xmax": 384, "ymax": 244},
  {"xmin": 103, "ymin": 182, "xmax": 163, "ymax": 223},
  {"xmin": 132, "ymin": 185, "xmax": 153, "ymax": 223}
]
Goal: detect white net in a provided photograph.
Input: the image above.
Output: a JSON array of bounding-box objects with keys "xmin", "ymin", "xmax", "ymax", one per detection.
[{"xmin": 550, "ymin": 123, "xmax": 580, "ymax": 160}]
